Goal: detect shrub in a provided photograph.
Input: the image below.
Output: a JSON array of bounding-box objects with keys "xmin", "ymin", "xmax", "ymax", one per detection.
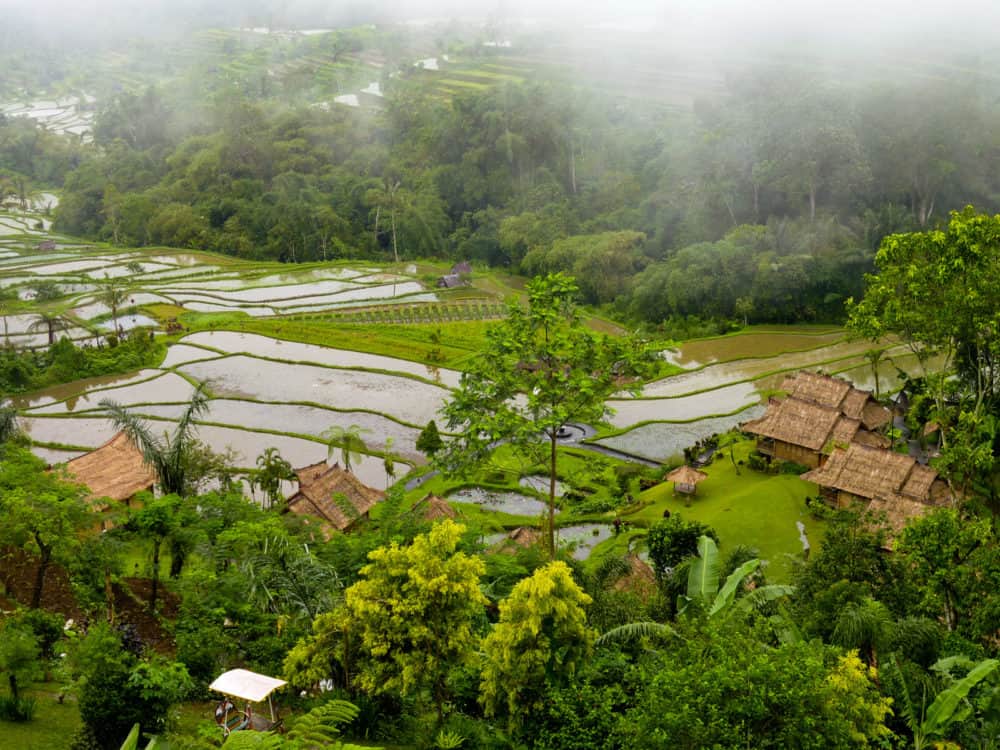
[
  {"xmin": 779, "ymin": 461, "xmax": 811, "ymax": 475},
  {"xmin": 0, "ymin": 695, "xmax": 36, "ymax": 722}
]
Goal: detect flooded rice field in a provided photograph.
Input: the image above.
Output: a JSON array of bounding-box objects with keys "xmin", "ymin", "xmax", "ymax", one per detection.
[
  {"xmin": 178, "ymin": 356, "xmax": 448, "ymax": 425},
  {"xmin": 664, "ymin": 330, "xmax": 845, "ymax": 368},
  {"xmin": 608, "ymin": 381, "xmax": 760, "ymax": 428},
  {"xmin": 181, "ymin": 332, "xmax": 462, "ymax": 387},
  {"xmin": 448, "ymin": 487, "xmax": 551, "ymax": 517},
  {"xmin": 557, "ymin": 524, "xmax": 614, "ymax": 560},
  {"xmin": 518, "ymin": 475, "xmax": 567, "ymax": 496},
  {"xmin": 596, "ymin": 405, "xmax": 767, "ymax": 462}
]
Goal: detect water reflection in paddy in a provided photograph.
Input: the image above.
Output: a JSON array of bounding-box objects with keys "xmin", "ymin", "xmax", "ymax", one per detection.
[
  {"xmin": 27, "ymin": 372, "xmax": 194, "ymax": 413},
  {"xmin": 179, "ymin": 356, "xmax": 448, "ymax": 425},
  {"xmin": 607, "ymin": 381, "xmax": 760, "ymax": 428},
  {"xmin": 20, "ymin": 416, "xmax": 118, "ymax": 447},
  {"xmin": 557, "ymin": 524, "xmax": 613, "ymax": 560},
  {"xmin": 159, "ymin": 344, "xmax": 222, "ymax": 368},
  {"xmin": 13, "ymin": 369, "xmax": 163, "ymax": 410},
  {"xmin": 643, "ymin": 341, "xmax": 905, "ymax": 398},
  {"xmin": 448, "ymin": 487, "xmax": 551, "ymax": 517},
  {"xmin": 664, "ymin": 331, "xmax": 845, "ymax": 368},
  {"xmin": 596, "ymin": 405, "xmax": 767, "ymax": 462},
  {"xmin": 519, "ymin": 475, "xmax": 566, "ymax": 496},
  {"xmin": 181, "ymin": 332, "xmax": 462, "ymax": 387}
]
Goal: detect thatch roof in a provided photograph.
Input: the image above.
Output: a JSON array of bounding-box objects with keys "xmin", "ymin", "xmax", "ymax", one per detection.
[
  {"xmin": 450, "ymin": 261, "xmax": 472, "ymax": 275},
  {"xmin": 666, "ymin": 465, "xmax": 708, "ymax": 485},
  {"xmin": 778, "ymin": 371, "xmax": 891, "ymax": 429},
  {"xmin": 286, "ymin": 462, "xmax": 385, "ymax": 533},
  {"xmin": 866, "ymin": 494, "xmax": 934, "ymax": 536},
  {"xmin": 492, "ymin": 526, "xmax": 541, "ymax": 554},
  {"xmin": 412, "ymin": 493, "xmax": 458, "ymax": 521},
  {"xmin": 743, "ymin": 397, "xmax": 843, "ymax": 451},
  {"xmin": 64, "ymin": 432, "xmax": 157, "ymax": 507},
  {"xmin": 801, "ymin": 443, "xmax": 944, "ymax": 504},
  {"xmin": 612, "ymin": 554, "xmax": 657, "ymax": 596}
]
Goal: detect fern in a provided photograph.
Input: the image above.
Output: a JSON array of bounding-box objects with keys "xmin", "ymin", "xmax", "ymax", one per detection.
[
  {"xmin": 595, "ymin": 621, "xmax": 673, "ymax": 647},
  {"xmin": 287, "ymin": 700, "xmax": 360, "ymax": 749},
  {"xmin": 221, "ymin": 732, "xmax": 284, "ymax": 750}
]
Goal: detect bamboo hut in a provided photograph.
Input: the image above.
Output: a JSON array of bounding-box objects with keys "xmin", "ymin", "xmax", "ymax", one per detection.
[
  {"xmin": 801, "ymin": 442, "xmax": 952, "ymax": 536},
  {"xmin": 742, "ymin": 371, "xmax": 891, "ymax": 467},
  {"xmin": 666, "ymin": 465, "xmax": 708, "ymax": 496},
  {"xmin": 492, "ymin": 526, "xmax": 542, "ymax": 554},
  {"xmin": 284, "ymin": 462, "xmax": 384, "ymax": 536},
  {"xmin": 64, "ymin": 431, "xmax": 156, "ymax": 513},
  {"xmin": 411, "ymin": 493, "xmax": 459, "ymax": 521}
]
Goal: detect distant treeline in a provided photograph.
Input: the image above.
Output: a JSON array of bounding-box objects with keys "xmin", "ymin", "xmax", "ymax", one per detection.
[{"xmin": 36, "ymin": 65, "xmax": 1000, "ymax": 325}]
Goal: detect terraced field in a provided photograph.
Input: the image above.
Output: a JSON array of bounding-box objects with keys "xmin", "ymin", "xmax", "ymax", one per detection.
[{"xmin": 2, "ymin": 205, "xmax": 935, "ymax": 556}]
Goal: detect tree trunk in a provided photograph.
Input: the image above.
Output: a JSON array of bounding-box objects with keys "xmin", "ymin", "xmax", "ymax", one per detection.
[
  {"xmin": 569, "ymin": 142, "xmax": 577, "ymax": 195},
  {"xmin": 31, "ymin": 541, "xmax": 51, "ymax": 608},
  {"xmin": 390, "ymin": 209, "xmax": 399, "ymax": 264},
  {"xmin": 548, "ymin": 433, "xmax": 558, "ymax": 560},
  {"xmin": 150, "ymin": 537, "xmax": 160, "ymax": 614},
  {"xmin": 8, "ymin": 674, "xmax": 18, "ymax": 702},
  {"xmin": 809, "ymin": 184, "xmax": 817, "ymax": 223},
  {"xmin": 105, "ymin": 566, "xmax": 115, "ymax": 624}
]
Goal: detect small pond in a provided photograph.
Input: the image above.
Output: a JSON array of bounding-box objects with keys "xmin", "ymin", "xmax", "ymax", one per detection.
[{"xmin": 448, "ymin": 487, "xmax": 552, "ymax": 517}]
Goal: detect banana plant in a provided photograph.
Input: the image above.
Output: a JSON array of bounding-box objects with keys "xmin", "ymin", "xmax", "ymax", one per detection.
[{"xmin": 680, "ymin": 535, "xmax": 794, "ymax": 619}]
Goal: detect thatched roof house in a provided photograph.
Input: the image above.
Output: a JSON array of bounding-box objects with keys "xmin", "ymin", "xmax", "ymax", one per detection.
[
  {"xmin": 450, "ymin": 261, "xmax": 472, "ymax": 275},
  {"xmin": 411, "ymin": 493, "xmax": 459, "ymax": 521},
  {"xmin": 64, "ymin": 432, "xmax": 156, "ymax": 511},
  {"xmin": 742, "ymin": 371, "xmax": 891, "ymax": 468},
  {"xmin": 285, "ymin": 462, "xmax": 385, "ymax": 534},
  {"xmin": 492, "ymin": 526, "xmax": 542, "ymax": 554},
  {"xmin": 612, "ymin": 554, "xmax": 657, "ymax": 597},
  {"xmin": 436, "ymin": 273, "xmax": 465, "ymax": 288},
  {"xmin": 665, "ymin": 465, "xmax": 708, "ymax": 495},
  {"xmin": 801, "ymin": 442, "xmax": 952, "ymax": 534}
]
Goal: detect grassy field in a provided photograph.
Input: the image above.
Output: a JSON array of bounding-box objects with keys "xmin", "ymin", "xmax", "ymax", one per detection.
[
  {"xmin": 615, "ymin": 438, "xmax": 821, "ymax": 582},
  {"xmin": 0, "ymin": 685, "xmax": 81, "ymax": 749}
]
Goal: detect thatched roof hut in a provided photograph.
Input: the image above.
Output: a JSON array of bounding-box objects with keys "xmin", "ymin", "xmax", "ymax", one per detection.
[
  {"xmin": 666, "ymin": 465, "xmax": 708, "ymax": 495},
  {"xmin": 64, "ymin": 432, "xmax": 156, "ymax": 510},
  {"xmin": 285, "ymin": 462, "xmax": 385, "ymax": 534},
  {"xmin": 411, "ymin": 493, "xmax": 458, "ymax": 521},
  {"xmin": 801, "ymin": 443, "xmax": 944, "ymax": 504},
  {"xmin": 611, "ymin": 554, "xmax": 657, "ymax": 597},
  {"xmin": 778, "ymin": 371, "xmax": 891, "ymax": 430},
  {"xmin": 450, "ymin": 261, "xmax": 472, "ymax": 275},
  {"xmin": 436, "ymin": 273, "xmax": 464, "ymax": 288},
  {"xmin": 492, "ymin": 526, "xmax": 541, "ymax": 554}
]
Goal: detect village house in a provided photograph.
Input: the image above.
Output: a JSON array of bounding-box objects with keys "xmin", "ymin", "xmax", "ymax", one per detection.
[
  {"xmin": 801, "ymin": 442, "xmax": 953, "ymax": 535},
  {"xmin": 63, "ymin": 431, "xmax": 157, "ymax": 527},
  {"xmin": 742, "ymin": 371, "xmax": 891, "ymax": 468},
  {"xmin": 284, "ymin": 462, "xmax": 385, "ymax": 536}
]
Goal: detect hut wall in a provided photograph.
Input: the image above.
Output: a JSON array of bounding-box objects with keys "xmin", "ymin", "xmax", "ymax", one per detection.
[{"xmin": 774, "ymin": 442, "xmax": 821, "ymax": 468}]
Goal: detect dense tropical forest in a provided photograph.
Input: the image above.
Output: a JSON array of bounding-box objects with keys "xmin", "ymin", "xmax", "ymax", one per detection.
[{"xmin": 3, "ymin": 5, "xmax": 1000, "ymax": 750}]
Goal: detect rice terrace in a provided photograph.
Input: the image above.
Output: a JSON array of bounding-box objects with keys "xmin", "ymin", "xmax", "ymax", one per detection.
[{"xmin": 0, "ymin": 197, "xmax": 925, "ymax": 570}]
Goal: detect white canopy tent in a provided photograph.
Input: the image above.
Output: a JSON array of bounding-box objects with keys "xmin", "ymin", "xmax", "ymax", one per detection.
[{"xmin": 210, "ymin": 669, "xmax": 287, "ymax": 730}]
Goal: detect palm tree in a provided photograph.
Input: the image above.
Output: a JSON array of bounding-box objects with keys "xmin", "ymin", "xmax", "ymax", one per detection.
[
  {"xmin": 28, "ymin": 311, "xmax": 74, "ymax": 346},
  {"xmin": 100, "ymin": 383, "xmax": 211, "ymax": 496},
  {"xmin": 99, "ymin": 275, "xmax": 129, "ymax": 336},
  {"xmin": 321, "ymin": 424, "xmax": 369, "ymax": 473},
  {"xmin": 832, "ymin": 597, "xmax": 894, "ymax": 670}
]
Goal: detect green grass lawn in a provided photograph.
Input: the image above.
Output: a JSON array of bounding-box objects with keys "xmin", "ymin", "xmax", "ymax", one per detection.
[
  {"xmin": 616, "ymin": 439, "xmax": 824, "ymax": 582},
  {"xmin": 0, "ymin": 685, "xmax": 81, "ymax": 749}
]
